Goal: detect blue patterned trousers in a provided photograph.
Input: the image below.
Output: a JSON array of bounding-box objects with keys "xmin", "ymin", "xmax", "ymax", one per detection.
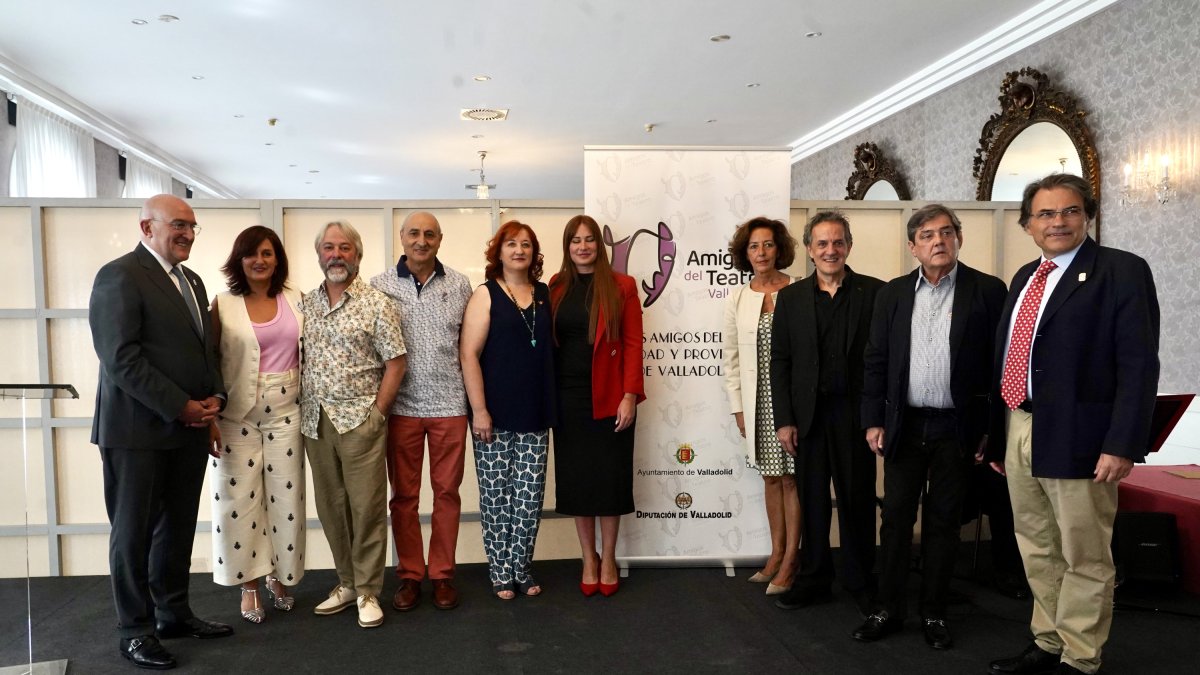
[{"xmin": 473, "ymin": 428, "xmax": 548, "ymax": 587}]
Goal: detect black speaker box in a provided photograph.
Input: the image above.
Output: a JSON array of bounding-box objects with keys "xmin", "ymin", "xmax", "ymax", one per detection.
[{"xmin": 1112, "ymin": 511, "xmax": 1180, "ymax": 585}]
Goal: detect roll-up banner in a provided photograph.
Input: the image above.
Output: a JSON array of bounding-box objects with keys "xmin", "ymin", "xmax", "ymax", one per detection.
[{"xmin": 583, "ymin": 146, "xmax": 792, "ymax": 563}]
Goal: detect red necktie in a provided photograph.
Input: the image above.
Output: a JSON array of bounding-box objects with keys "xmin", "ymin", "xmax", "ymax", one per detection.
[{"xmin": 1001, "ymin": 259, "xmax": 1058, "ymax": 410}]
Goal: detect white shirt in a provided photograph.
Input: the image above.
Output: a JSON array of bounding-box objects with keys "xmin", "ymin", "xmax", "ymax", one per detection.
[
  {"xmin": 1002, "ymin": 240, "xmax": 1084, "ymax": 400},
  {"xmin": 140, "ymin": 241, "xmax": 203, "ymax": 314}
]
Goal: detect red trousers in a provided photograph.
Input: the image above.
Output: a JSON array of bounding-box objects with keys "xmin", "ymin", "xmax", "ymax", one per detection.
[{"xmin": 386, "ymin": 415, "xmax": 468, "ymax": 580}]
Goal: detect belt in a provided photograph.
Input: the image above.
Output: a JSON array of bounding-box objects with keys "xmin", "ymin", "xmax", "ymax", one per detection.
[
  {"xmin": 905, "ymin": 406, "xmax": 956, "ymax": 418},
  {"xmin": 1017, "ymin": 400, "xmax": 1033, "ymax": 413}
]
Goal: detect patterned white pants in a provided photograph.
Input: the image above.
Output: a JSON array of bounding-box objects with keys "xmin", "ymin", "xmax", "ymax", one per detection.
[
  {"xmin": 211, "ymin": 369, "xmax": 306, "ymax": 586},
  {"xmin": 473, "ymin": 429, "xmax": 548, "ymax": 588}
]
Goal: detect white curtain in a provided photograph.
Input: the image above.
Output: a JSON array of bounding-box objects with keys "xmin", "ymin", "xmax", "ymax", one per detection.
[
  {"xmin": 8, "ymin": 97, "xmax": 97, "ymax": 197},
  {"xmin": 122, "ymin": 155, "xmax": 174, "ymax": 198}
]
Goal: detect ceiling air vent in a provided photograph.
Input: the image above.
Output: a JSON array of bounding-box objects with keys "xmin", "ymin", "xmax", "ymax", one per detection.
[{"xmin": 461, "ymin": 108, "xmax": 509, "ymax": 122}]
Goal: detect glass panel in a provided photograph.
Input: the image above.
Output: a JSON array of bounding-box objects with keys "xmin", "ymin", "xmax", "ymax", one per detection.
[
  {"xmin": 178, "ymin": 208, "xmax": 265, "ymax": 308},
  {"xmin": 1002, "ymin": 209, "xmax": 1044, "ymax": 283},
  {"xmin": 0, "ymin": 207, "xmax": 35, "ymax": 309},
  {"xmin": 0, "ymin": 320, "xmax": 40, "ymax": 419},
  {"xmin": 391, "ymin": 207, "xmax": 492, "ymax": 287},
  {"xmin": 60, "ymin": 533, "xmax": 112, "ymax": 576},
  {"xmin": 48, "ymin": 318, "xmax": 97, "ymax": 418},
  {"xmin": 863, "ymin": 180, "xmax": 900, "ymax": 200},
  {"xmin": 0, "ymin": 428, "xmax": 47, "ymax": 526},
  {"xmin": 0, "ymin": 535, "xmax": 49, "ymax": 578},
  {"xmin": 841, "ymin": 208, "xmax": 906, "ymax": 282},
  {"xmin": 44, "ymin": 206, "xmax": 140, "ymax": 309},
  {"xmin": 955, "ymin": 209, "xmax": 997, "ymax": 277},
  {"xmin": 53, "ymin": 427, "xmax": 104, "ymax": 525},
  {"xmin": 281, "ymin": 209, "xmax": 385, "ymax": 294}
]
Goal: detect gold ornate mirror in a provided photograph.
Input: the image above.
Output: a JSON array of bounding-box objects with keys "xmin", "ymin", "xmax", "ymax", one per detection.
[
  {"xmin": 845, "ymin": 142, "xmax": 911, "ymax": 200},
  {"xmin": 973, "ymin": 67, "xmax": 1100, "ymax": 226}
]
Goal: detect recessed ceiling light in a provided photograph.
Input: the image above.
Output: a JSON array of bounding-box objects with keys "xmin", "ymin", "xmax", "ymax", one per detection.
[
  {"xmin": 305, "ymin": 181, "xmax": 312, "ymax": 184},
  {"xmin": 288, "ymin": 164, "xmax": 298, "ymax": 168},
  {"xmin": 308, "ymin": 170, "xmax": 319, "ymax": 174},
  {"xmin": 233, "ymin": 114, "xmax": 244, "ymax": 118},
  {"xmin": 746, "ymin": 82, "xmax": 760, "ymax": 88},
  {"xmin": 473, "ymin": 75, "xmax": 491, "ymax": 82},
  {"xmin": 804, "ymin": 31, "xmax": 822, "ymax": 38},
  {"xmin": 709, "ymin": 34, "xmax": 731, "ymax": 42},
  {"xmin": 131, "ymin": 19, "xmax": 148, "ymax": 25},
  {"xmin": 472, "ymin": 134, "xmax": 484, "ymax": 139},
  {"xmin": 705, "ymin": 119, "xmax": 718, "ymax": 124},
  {"xmin": 157, "ymin": 14, "xmax": 179, "ymax": 23},
  {"xmin": 191, "ymin": 75, "xmax": 205, "ymax": 80},
  {"xmin": 264, "ymin": 142, "xmax": 273, "ymax": 146}
]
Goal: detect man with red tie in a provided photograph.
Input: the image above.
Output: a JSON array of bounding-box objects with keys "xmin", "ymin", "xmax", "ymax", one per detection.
[{"xmin": 986, "ymin": 174, "xmax": 1159, "ymax": 675}]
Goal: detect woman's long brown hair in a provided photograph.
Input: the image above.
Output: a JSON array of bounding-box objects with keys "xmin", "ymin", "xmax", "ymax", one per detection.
[{"xmin": 550, "ymin": 215, "xmax": 622, "ymax": 343}]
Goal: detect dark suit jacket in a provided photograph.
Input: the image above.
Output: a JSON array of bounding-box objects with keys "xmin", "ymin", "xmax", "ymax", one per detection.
[
  {"xmin": 986, "ymin": 237, "xmax": 1159, "ymax": 478},
  {"xmin": 861, "ymin": 263, "xmax": 1007, "ymax": 460},
  {"xmin": 770, "ymin": 267, "xmax": 884, "ymax": 437},
  {"xmin": 90, "ymin": 244, "xmax": 225, "ymax": 450}
]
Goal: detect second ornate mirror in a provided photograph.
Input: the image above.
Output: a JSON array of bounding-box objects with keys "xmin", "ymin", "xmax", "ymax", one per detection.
[{"xmin": 846, "ymin": 142, "xmax": 911, "ymax": 200}]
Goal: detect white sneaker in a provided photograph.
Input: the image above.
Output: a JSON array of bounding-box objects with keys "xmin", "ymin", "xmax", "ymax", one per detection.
[
  {"xmin": 313, "ymin": 584, "xmax": 356, "ymax": 615},
  {"xmin": 357, "ymin": 594, "xmax": 383, "ymax": 628}
]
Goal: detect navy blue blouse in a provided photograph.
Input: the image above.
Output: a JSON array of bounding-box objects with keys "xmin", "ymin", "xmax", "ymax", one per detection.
[{"xmin": 479, "ymin": 279, "xmax": 556, "ymax": 432}]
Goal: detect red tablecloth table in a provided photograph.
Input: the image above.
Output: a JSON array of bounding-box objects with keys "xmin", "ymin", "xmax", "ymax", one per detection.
[{"xmin": 1118, "ymin": 464, "xmax": 1200, "ymax": 595}]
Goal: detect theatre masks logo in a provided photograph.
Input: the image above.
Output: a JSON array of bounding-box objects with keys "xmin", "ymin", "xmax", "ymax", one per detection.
[{"xmin": 603, "ymin": 222, "xmax": 676, "ymax": 308}]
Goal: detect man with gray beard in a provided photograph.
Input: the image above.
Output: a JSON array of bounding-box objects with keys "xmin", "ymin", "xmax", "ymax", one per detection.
[{"xmin": 300, "ymin": 220, "xmax": 407, "ymax": 629}]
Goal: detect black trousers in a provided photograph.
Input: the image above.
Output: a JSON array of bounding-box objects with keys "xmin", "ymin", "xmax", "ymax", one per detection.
[
  {"xmin": 101, "ymin": 443, "xmax": 208, "ymax": 638},
  {"xmin": 962, "ymin": 462, "xmax": 1023, "ymax": 576},
  {"xmin": 875, "ymin": 409, "xmax": 972, "ymax": 620},
  {"xmin": 794, "ymin": 395, "xmax": 877, "ymax": 593}
]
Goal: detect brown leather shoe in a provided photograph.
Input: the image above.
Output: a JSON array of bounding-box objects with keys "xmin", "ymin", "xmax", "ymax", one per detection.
[
  {"xmin": 392, "ymin": 578, "xmax": 421, "ymax": 612},
  {"xmin": 432, "ymin": 579, "xmax": 459, "ymax": 610}
]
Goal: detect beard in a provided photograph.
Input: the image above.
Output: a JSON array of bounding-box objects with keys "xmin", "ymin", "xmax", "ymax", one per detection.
[{"xmin": 322, "ymin": 260, "xmax": 357, "ymax": 284}]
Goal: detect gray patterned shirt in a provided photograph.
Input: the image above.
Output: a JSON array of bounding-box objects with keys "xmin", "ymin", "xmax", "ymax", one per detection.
[
  {"xmin": 300, "ymin": 275, "xmax": 407, "ymax": 437},
  {"xmin": 907, "ymin": 264, "xmax": 957, "ymax": 409},
  {"xmin": 370, "ymin": 257, "xmax": 472, "ymax": 417}
]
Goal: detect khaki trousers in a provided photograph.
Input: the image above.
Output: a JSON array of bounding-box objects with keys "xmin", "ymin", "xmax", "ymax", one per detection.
[
  {"xmin": 1005, "ymin": 409, "xmax": 1117, "ymax": 675},
  {"xmin": 306, "ymin": 406, "xmax": 389, "ymax": 597}
]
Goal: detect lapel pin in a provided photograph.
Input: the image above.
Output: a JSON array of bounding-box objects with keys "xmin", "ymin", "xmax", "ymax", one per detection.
[{"xmin": 1078, "ymin": 272, "xmax": 1087, "ymax": 282}]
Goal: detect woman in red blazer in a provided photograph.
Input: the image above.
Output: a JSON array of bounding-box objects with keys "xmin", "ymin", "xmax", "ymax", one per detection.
[{"xmin": 549, "ymin": 215, "xmax": 645, "ymax": 597}]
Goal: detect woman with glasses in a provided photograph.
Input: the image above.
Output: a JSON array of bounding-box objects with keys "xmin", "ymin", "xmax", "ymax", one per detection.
[{"xmin": 209, "ymin": 225, "xmax": 305, "ymax": 622}]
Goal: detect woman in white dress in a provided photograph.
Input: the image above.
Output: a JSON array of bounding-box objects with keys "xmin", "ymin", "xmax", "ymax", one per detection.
[{"xmin": 722, "ymin": 217, "xmax": 800, "ymax": 595}]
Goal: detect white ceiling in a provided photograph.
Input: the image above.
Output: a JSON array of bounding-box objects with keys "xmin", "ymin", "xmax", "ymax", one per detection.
[{"xmin": 0, "ymin": 0, "xmax": 1109, "ymax": 200}]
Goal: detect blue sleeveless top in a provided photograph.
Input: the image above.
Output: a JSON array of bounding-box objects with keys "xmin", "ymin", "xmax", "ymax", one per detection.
[{"xmin": 479, "ymin": 279, "xmax": 556, "ymax": 432}]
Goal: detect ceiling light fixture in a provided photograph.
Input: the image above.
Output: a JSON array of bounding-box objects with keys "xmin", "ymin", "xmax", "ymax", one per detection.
[
  {"xmin": 461, "ymin": 108, "xmax": 509, "ymax": 122},
  {"xmin": 709, "ymin": 34, "xmax": 731, "ymax": 42},
  {"xmin": 308, "ymin": 169, "xmax": 319, "ymax": 174},
  {"xmin": 131, "ymin": 19, "xmax": 148, "ymax": 25},
  {"xmin": 473, "ymin": 75, "xmax": 492, "ymax": 82},
  {"xmin": 233, "ymin": 114, "xmax": 244, "ymax": 118},
  {"xmin": 191, "ymin": 75, "xmax": 205, "ymax": 80},
  {"xmin": 157, "ymin": 14, "xmax": 179, "ymax": 23},
  {"xmin": 466, "ymin": 150, "xmax": 496, "ymax": 199},
  {"xmin": 705, "ymin": 119, "xmax": 717, "ymax": 124},
  {"xmin": 804, "ymin": 31, "xmax": 822, "ymax": 38},
  {"xmin": 746, "ymin": 82, "xmax": 760, "ymax": 88},
  {"xmin": 472, "ymin": 134, "xmax": 484, "ymax": 139}
]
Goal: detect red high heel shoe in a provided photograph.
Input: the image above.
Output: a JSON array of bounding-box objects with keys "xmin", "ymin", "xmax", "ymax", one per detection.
[
  {"xmin": 599, "ymin": 580, "xmax": 619, "ymax": 597},
  {"xmin": 580, "ymin": 581, "xmax": 599, "ymax": 597}
]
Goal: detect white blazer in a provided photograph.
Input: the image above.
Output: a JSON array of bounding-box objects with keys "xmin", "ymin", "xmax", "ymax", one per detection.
[
  {"xmin": 216, "ymin": 287, "xmax": 304, "ymax": 422},
  {"xmin": 722, "ymin": 277, "xmax": 796, "ymax": 466}
]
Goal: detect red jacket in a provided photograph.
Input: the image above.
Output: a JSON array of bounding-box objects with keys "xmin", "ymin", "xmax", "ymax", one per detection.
[{"xmin": 549, "ymin": 271, "xmax": 646, "ymax": 419}]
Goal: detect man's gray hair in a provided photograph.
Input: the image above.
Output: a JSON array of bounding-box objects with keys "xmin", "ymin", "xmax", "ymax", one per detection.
[{"xmin": 315, "ymin": 219, "xmax": 364, "ymax": 260}]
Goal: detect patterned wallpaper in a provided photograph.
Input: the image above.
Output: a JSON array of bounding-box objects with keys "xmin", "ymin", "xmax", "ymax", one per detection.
[{"xmin": 792, "ymin": 0, "xmax": 1200, "ymax": 392}]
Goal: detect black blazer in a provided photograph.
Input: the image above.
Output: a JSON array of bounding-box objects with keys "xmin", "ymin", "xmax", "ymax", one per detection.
[
  {"xmin": 770, "ymin": 267, "xmax": 883, "ymax": 437},
  {"xmin": 89, "ymin": 244, "xmax": 225, "ymax": 450},
  {"xmin": 986, "ymin": 237, "xmax": 1159, "ymax": 478},
  {"xmin": 861, "ymin": 263, "xmax": 1007, "ymax": 460}
]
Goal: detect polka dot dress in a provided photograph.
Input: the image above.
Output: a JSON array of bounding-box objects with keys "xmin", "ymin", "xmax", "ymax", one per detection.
[{"xmin": 752, "ymin": 312, "xmax": 794, "ymax": 477}]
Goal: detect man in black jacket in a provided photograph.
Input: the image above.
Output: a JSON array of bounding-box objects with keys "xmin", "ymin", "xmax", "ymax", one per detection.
[{"xmin": 851, "ymin": 204, "xmax": 1006, "ymax": 650}]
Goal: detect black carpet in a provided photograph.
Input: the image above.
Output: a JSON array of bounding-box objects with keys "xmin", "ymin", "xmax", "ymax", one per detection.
[{"xmin": 2, "ymin": 548, "xmax": 1197, "ymax": 674}]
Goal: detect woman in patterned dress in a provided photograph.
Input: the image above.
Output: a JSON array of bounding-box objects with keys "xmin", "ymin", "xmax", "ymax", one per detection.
[
  {"xmin": 209, "ymin": 226, "xmax": 305, "ymax": 622},
  {"xmin": 461, "ymin": 221, "xmax": 555, "ymax": 600},
  {"xmin": 722, "ymin": 217, "xmax": 800, "ymax": 595}
]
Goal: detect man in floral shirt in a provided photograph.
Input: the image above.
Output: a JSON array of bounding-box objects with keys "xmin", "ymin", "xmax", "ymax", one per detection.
[{"xmin": 301, "ymin": 219, "xmax": 406, "ymax": 629}]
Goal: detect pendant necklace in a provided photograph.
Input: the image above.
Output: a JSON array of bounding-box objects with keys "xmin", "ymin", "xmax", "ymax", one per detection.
[{"xmin": 503, "ymin": 280, "xmax": 537, "ymax": 347}]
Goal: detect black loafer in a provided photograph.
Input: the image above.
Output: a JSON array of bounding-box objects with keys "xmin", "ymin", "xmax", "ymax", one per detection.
[
  {"xmin": 922, "ymin": 618, "xmax": 953, "ymax": 650},
  {"xmin": 989, "ymin": 643, "xmax": 1060, "ymax": 674},
  {"xmin": 120, "ymin": 635, "xmax": 176, "ymax": 670},
  {"xmin": 851, "ymin": 611, "xmax": 902, "ymax": 642},
  {"xmin": 773, "ymin": 586, "xmax": 833, "ymax": 610},
  {"xmin": 156, "ymin": 616, "xmax": 234, "ymax": 640}
]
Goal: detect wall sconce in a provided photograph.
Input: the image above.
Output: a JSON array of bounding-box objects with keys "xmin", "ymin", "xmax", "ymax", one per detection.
[
  {"xmin": 1120, "ymin": 153, "xmax": 1175, "ymax": 206},
  {"xmin": 466, "ymin": 150, "xmax": 495, "ymax": 199}
]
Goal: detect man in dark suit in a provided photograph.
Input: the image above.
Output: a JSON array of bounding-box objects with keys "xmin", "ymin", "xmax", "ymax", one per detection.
[
  {"xmin": 986, "ymin": 174, "xmax": 1159, "ymax": 675},
  {"xmin": 771, "ymin": 210, "xmax": 884, "ymax": 614},
  {"xmin": 851, "ymin": 204, "xmax": 1007, "ymax": 650},
  {"xmin": 90, "ymin": 194, "xmax": 232, "ymax": 670}
]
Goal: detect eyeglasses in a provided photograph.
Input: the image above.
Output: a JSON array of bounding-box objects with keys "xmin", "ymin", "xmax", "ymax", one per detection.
[
  {"xmin": 1032, "ymin": 206, "xmax": 1084, "ymax": 223},
  {"xmin": 152, "ymin": 218, "xmax": 201, "ymax": 235}
]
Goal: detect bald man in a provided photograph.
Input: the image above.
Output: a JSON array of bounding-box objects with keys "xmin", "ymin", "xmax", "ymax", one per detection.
[
  {"xmin": 370, "ymin": 211, "xmax": 472, "ymax": 612},
  {"xmin": 90, "ymin": 194, "xmax": 231, "ymax": 670}
]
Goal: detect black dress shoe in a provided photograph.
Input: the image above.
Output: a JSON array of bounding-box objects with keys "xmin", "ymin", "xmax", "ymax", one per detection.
[
  {"xmin": 156, "ymin": 616, "xmax": 234, "ymax": 639},
  {"xmin": 773, "ymin": 586, "xmax": 833, "ymax": 610},
  {"xmin": 851, "ymin": 612, "xmax": 902, "ymax": 642},
  {"xmin": 922, "ymin": 618, "xmax": 953, "ymax": 650},
  {"xmin": 120, "ymin": 635, "xmax": 176, "ymax": 670},
  {"xmin": 989, "ymin": 643, "xmax": 1060, "ymax": 674}
]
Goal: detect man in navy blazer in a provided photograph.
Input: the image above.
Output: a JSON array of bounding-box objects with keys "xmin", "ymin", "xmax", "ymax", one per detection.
[
  {"xmin": 90, "ymin": 194, "xmax": 232, "ymax": 670},
  {"xmin": 853, "ymin": 204, "xmax": 1006, "ymax": 650},
  {"xmin": 986, "ymin": 174, "xmax": 1159, "ymax": 675}
]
